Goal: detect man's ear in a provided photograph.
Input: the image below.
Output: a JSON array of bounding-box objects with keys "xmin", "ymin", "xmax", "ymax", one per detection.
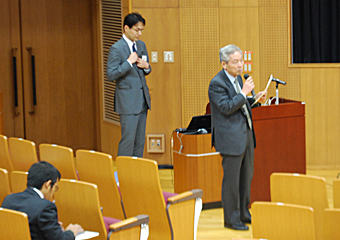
[
  {"xmin": 43, "ymin": 180, "xmax": 53, "ymax": 190},
  {"xmin": 123, "ymin": 25, "xmax": 128, "ymax": 32}
]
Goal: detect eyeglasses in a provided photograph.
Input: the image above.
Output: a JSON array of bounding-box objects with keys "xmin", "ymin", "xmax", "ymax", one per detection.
[
  {"xmin": 131, "ymin": 28, "xmax": 144, "ymax": 33},
  {"xmin": 54, "ymin": 185, "xmax": 59, "ymax": 192}
]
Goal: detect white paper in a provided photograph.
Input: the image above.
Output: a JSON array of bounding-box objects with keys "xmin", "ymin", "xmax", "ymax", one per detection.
[
  {"xmin": 75, "ymin": 231, "xmax": 99, "ymax": 240},
  {"xmin": 251, "ymin": 74, "xmax": 273, "ymax": 107}
]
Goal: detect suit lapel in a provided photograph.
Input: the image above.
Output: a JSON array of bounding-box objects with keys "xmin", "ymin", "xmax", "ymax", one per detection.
[
  {"xmin": 120, "ymin": 38, "xmax": 143, "ymax": 77},
  {"xmin": 220, "ymin": 70, "xmax": 237, "ymax": 96},
  {"xmin": 121, "ymin": 38, "xmax": 131, "ymax": 57}
]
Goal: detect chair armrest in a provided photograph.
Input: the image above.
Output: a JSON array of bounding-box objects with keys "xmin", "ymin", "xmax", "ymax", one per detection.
[
  {"xmin": 109, "ymin": 214, "xmax": 149, "ymax": 232},
  {"xmin": 167, "ymin": 189, "xmax": 203, "ymax": 204}
]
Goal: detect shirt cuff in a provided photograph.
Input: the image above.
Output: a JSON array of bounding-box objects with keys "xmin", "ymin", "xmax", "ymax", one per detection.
[
  {"xmin": 144, "ymin": 68, "xmax": 151, "ymax": 74},
  {"xmin": 240, "ymin": 92, "xmax": 246, "ymax": 99},
  {"xmin": 127, "ymin": 59, "xmax": 133, "ymax": 67}
]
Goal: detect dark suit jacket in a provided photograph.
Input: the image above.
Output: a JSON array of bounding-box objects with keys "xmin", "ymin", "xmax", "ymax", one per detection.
[
  {"xmin": 208, "ymin": 69, "xmax": 257, "ymax": 155},
  {"xmin": 1, "ymin": 188, "xmax": 74, "ymax": 240},
  {"xmin": 106, "ymin": 37, "xmax": 151, "ymax": 114}
]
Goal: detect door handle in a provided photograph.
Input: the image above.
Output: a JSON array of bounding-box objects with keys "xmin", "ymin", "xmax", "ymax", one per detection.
[
  {"xmin": 12, "ymin": 48, "xmax": 20, "ymax": 116},
  {"xmin": 26, "ymin": 47, "xmax": 37, "ymax": 114}
]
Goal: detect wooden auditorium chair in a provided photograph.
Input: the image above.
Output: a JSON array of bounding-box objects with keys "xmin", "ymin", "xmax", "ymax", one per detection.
[
  {"xmin": 252, "ymin": 201, "xmax": 316, "ymax": 240},
  {"xmin": 0, "ymin": 208, "xmax": 31, "ymax": 240},
  {"xmin": 116, "ymin": 156, "xmax": 203, "ymax": 240},
  {"xmin": 8, "ymin": 137, "xmax": 38, "ymax": 172},
  {"xmin": 54, "ymin": 179, "xmax": 149, "ymax": 240},
  {"xmin": 0, "ymin": 168, "xmax": 11, "ymax": 204},
  {"xmin": 39, "ymin": 143, "xmax": 78, "ymax": 180},
  {"xmin": 333, "ymin": 179, "xmax": 340, "ymax": 208},
  {"xmin": 323, "ymin": 208, "xmax": 340, "ymax": 240},
  {"xmin": 270, "ymin": 172, "xmax": 328, "ymax": 240},
  {"xmin": 10, "ymin": 171, "xmax": 28, "ymax": 193},
  {"xmin": 76, "ymin": 149, "xmax": 125, "ymax": 219},
  {"xmin": 0, "ymin": 135, "xmax": 13, "ymax": 172}
]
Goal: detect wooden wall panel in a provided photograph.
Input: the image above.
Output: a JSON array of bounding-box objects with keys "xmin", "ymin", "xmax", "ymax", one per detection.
[
  {"xmin": 219, "ymin": 7, "xmax": 260, "ymax": 93},
  {"xmin": 301, "ymin": 68, "xmax": 340, "ymax": 169},
  {"xmin": 0, "ymin": 92, "xmax": 3, "ymax": 134},
  {"xmin": 259, "ymin": 0, "xmax": 286, "ymax": 6},
  {"xmin": 180, "ymin": 8, "xmax": 220, "ymax": 126},
  {"xmin": 179, "ymin": 0, "xmax": 218, "ymax": 8},
  {"xmin": 134, "ymin": 8, "xmax": 182, "ymax": 164},
  {"xmin": 219, "ymin": 0, "xmax": 258, "ymax": 7},
  {"xmin": 132, "ymin": 0, "xmax": 178, "ymax": 8},
  {"xmin": 259, "ymin": 5, "xmax": 300, "ymax": 101}
]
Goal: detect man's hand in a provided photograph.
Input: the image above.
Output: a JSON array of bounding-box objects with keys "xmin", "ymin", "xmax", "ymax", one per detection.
[
  {"xmin": 66, "ymin": 223, "xmax": 84, "ymax": 236},
  {"xmin": 136, "ymin": 58, "xmax": 149, "ymax": 69},
  {"xmin": 241, "ymin": 76, "xmax": 255, "ymax": 96},
  {"xmin": 127, "ymin": 52, "xmax": 138, "ymax": 64},
  {"xmin": 256, "ymin": 91, "xmax": 267, "ymax": 103}
]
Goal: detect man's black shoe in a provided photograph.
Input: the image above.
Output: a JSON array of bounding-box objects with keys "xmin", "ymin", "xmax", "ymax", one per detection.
[
  {"xmin": 224, "ymin": 223, "xmax": 249, "ymax": 230},
  {"xmin": 241, "ymin": 218, "xmax": 251, "ymax": 224}
]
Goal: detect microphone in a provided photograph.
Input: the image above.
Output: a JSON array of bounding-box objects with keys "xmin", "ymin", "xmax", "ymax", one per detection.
[
  {"xmin": 272, "ymin": 77, "xmax": 286, "ymax": 85},
  {"xmin": 244, "ymin": 74, "xmax": 255, "ymax": 98}
]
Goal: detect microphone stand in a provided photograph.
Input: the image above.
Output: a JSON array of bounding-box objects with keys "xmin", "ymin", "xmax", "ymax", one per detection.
[{"xmin": 275, "ymin": 82, "xmax": 279, "ymax": 105}]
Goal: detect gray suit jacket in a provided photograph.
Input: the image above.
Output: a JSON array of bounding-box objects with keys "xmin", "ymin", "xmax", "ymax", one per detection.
[
  {"xmin": 106, "ymin": 37, "xmax": 151, "ymax": 114},
  {"xmin": 208, "ymin": 69, "xmax": 257, "ymax": 156}
]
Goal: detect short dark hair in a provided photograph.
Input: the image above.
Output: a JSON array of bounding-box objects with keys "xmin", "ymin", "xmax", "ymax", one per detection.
[
  {"xmin": 123, "ymin": 12, "xmax": 145, "ymax": 29},
  {"xmin": 27, "ymin": 161, "xmax": 61, "ymax": 189}
]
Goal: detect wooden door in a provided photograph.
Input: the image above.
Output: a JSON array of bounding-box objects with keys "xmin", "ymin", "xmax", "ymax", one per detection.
[
  {"xmin": 0, "ymin": 0, "xmax": 97, "ymax": 150},
  {"xmin": 0, "ymin": 0, "xmax": 25, "ymax": 137}
]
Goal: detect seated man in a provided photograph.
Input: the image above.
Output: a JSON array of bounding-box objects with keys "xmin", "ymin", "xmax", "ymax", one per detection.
[{"xmin": 1, "ymin": 161, "xmax": 83, "ymax": 240}]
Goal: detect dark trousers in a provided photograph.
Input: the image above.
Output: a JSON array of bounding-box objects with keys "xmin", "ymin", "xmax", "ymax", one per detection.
[{"xmin": 221, "ymin": 127, "xmax": 254, "ymax": 225}]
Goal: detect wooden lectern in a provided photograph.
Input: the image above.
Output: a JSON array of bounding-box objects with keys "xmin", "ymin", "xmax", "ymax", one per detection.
[
  {"xmin": 173, "ymin": 98, "xmax": 306, "ymax": 207},
  {"xmin": 251, "ymin": 98, "xmax": 306, "ymax": 203},
  {"xmin": 173, "ymin": 132, "xmax": 223, "ymax": 207}
]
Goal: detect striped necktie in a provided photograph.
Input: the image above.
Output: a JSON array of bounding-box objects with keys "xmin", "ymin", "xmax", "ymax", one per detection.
[{"xmin": 234, "ymin": 78, "xmax": 252, "ymax": 130}]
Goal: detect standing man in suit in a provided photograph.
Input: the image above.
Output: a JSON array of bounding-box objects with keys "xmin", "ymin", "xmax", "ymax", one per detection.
[
  {"xmin": 106, "ymin": 12, "xmax": 151, "ymax": 157},
  {"xmin": 1, "ymin": 161, "xmax": 83, "ymax": 240},
  {"xmin": 208, "ymin": 44, "xmax": 267, "ymax": 230}
]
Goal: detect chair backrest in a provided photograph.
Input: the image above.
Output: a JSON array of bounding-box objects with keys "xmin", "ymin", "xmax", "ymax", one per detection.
[
  {"xmin": 0, "ymin": 168, "xmax": 11, "ymax": 204},
  {"xmin": 0, "ymin": 135, "xmax": 13, "ymax": 172},
  {"xmin": 54, "ymin": 179, "xmax": 107, "ymax": 240},
  {"xmin": 8, "ymin": 138, "xmax": 37, "ymax": 172},
  {"xmin": 39, "ymin": 144, "xmax": 78, "ymax": 180},
  {"xmin": 252, "ymin": 201, "xmax": 316, "ymax": 240},
  {"xmin": 10, "ymin": 171, "xmax": 28, "ymax": 193},
  {"xmin": 76, "ymin": 150, "xmax": 125, "ymax": 219},
  {"xmin": 270, "ymin": 173, "xmax": 328, "ymax": 240},
  {"xmin": 116, "ymin": 156, "xmax": 171, "ymax": 240},
  {"xmin": 333, "ymin": 179, "xmax": 340, "ymax": 208},
  {"xmin": 323, "ymin": 208, "xmax": 340, "ymax": 240},
  {"xmin": 0, "ymin": 207, "xmax": 31, "ymax": 240}
]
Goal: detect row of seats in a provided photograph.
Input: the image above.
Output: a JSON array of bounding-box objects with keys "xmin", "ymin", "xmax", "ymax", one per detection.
[
  {"xmin": 0, "ymin": 134, "xmax": 203, "ymax": 240},
  {"xmin": 250, "ymin": 173, "xmax": 340, "ymax": 240}
]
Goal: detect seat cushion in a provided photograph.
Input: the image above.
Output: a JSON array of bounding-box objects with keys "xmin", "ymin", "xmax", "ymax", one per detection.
[
  {"xmin": 163, "ymin": 191, "xmax": 178, "ymax": 206},
  {"xmin": 103, "ymin": 216, "xmax": 121, "ymax": 233}
]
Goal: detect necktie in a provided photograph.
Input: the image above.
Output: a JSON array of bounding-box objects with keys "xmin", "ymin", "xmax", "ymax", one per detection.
[
  {"xmin": 234, "ymin": 78, "xmax": 252, "ymax": 130},
  {"xmin": 132, "ymin": 43, "xmax": 137, "ymax": 53}
]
